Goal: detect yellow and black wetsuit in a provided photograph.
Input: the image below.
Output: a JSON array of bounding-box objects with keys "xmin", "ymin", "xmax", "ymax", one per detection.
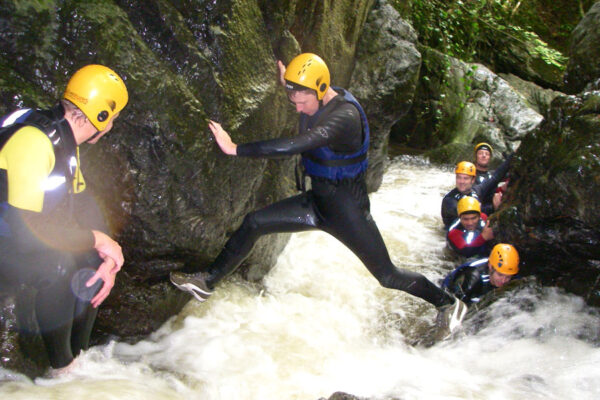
[
  {"xmin": 0, "ymin": 105, "xmax": 104, "ymax": 369},
  {"xmin": 203, "ymin": 89, "xmax": 455, "ymax": 308}
]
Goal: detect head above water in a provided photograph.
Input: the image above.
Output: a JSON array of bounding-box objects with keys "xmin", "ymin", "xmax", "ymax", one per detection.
[
  {"xmin": 284, "ymin": 53, "xmax": 330, "ymax": 101},
  {"xmin": 457, "ymin": 196, "xmax": 481, "ymax": 230},
  {"xmin": 457, "ymin": 196, "xmax": 481, "ymax": 216},
  {"xmin": 455, "ymin": 161, "xmax": 476, "ymax": 193},
  {"xmin": 488, "ymin": 243, "xmax": 519, "ymax": 287},
  {"xmin": 474, "ymin": 142, "xmax": 493, "ymax": 170},
  {"xmin": 455, "ymin": 161, "xmax": 476, "ymax": 177},
  {"xmin": 63, "ymin": 64, "xmax": 129, "ymax": 132}
]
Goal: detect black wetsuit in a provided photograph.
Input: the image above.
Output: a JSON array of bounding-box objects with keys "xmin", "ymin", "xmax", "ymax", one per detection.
[
  {"xmin": 0, "ymin": 106, "xmax": 103, "ymax": 369},
  {"xmin": 475, "ymin": 169, "xmax": 493, "ymax": 185},
  {"xmin": 441, "ymin": 258, "xmax": 493, "ymax": 305},
  {"xmin": 441, "ymin": 156, "xmax": 511, "ymax": 229},
  {"xmin": 204, "ymin": 89, "xmax": 454, "ymax": 308},
  {"xmin": 475, "ymin": 169, "xmax": 494, "ymax": 211}
]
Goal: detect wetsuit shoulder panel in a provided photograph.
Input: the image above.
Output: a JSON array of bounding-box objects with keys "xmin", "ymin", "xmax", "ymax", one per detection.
[{"xmin": 1, "ymin": 126, "xmax": 55, "ymax": 212}]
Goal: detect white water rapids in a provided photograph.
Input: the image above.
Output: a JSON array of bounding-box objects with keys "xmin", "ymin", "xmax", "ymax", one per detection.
[{"xmin": 1, "ymin": 156, "xmax": 599, "ymax": 399}]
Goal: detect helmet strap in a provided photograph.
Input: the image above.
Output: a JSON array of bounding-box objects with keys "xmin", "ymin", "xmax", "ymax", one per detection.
[{"xmin": 87, "ymin": 129, "xmax": 102, "ymax": 142}]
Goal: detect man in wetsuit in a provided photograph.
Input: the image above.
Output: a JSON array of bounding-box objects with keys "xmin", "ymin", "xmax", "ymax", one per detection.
[
  {"xmin": 171, "ymin": 53, "xmax": 467, "ymax": 333},
  {"xmin": 474, "ymin": 142, "xmax": 493, "ymax": 186},
  {"xmin": 473, "ymin": 142, "xmax": 507, "ymax": 212},
  {"xmin": 442, "ymin": 243, "xmax": 519, "ymax": 305},
  {"xmin": 446, "ymin": 196, "xmax": 493, "ymax": 259},
  {"xmin": 0, "ymin": 65, "xmax": 127, "ymax": 374},
  {"xmin": 440, "ymin": 155, "xmax": 511, "ymax": 229}
]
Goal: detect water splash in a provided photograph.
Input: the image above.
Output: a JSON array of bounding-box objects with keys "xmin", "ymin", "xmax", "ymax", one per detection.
[{"xmin": 2, "ymin": 156, "xmax": 598, "ymax": 400}]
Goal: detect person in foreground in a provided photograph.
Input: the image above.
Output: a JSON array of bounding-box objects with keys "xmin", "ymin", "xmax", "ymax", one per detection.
[
  {"xmin": 171, "ymin": 53, "xmax": 467, "ymax": 333},
  {"xmin": 442, "ymin": 243, "xmax": 519, "ymax": 305},
  {"xmin": 0, "ymin": 65, "xmax": 128, "ymax": 375},
  {"xmin": 446, "ymin": 196, "xmax": 493, "ymax": 259}
]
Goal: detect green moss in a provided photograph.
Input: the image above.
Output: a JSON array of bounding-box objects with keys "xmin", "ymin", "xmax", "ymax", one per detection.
[{"xmin": 392, "ymin": 0, "xmax": 581, "ymax": 87}]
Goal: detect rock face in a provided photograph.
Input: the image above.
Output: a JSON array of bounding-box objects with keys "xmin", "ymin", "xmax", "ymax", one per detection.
[
  {"xmin": 493, "ymin": 90, "xmax": 600, "ymax": 306},
  {"xmin": 392, "ymin": 46, "xmax": 544, "ymax": 165},
  {"xmin": 564, "ymin": 2, "xmax": 600, "ymax": 93},
  {"xmin": 0, "ymin": 0, "xmax": 422, "ymax": 376},
  {"xmin": 351, "ymin": 0, "xmax": 421, "ymax": 191}
]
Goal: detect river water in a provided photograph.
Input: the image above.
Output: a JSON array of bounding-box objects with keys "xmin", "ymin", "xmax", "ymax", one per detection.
[{"xmin": 1, "ymin": 156, "xmax": 599, "ymax": 399}]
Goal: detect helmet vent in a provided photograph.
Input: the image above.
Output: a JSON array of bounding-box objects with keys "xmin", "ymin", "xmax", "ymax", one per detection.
[{"xmin": 97, "ymin": 110, "xmax": 109, "ymax": 122}]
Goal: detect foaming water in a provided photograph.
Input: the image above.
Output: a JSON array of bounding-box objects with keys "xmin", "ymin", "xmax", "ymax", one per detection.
[{"xmin": 2, "ymin": 156, "xmax": 599, "ymax": 400}]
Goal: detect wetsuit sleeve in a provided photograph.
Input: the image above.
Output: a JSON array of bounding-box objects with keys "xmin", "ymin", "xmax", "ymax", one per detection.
[
  {"xmin": 237, "ymin": 102, "xmax": 361, "ymax": 158},
  {"xmin": 449, "ymin": 267, "xmax": 480, "ymax": 304},
  {"xmin": 441, "ymin": 194, "xmax": 457, "ymax": 229},
  {"xmin": 475, "ymin": 154, "xmax": 512, "ymax": 199}
]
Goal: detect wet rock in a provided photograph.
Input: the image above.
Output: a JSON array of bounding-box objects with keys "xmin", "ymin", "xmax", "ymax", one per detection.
[
  {"xmin": 498, "ymin": 73, "xmax": 562, "ymax": 115},
  {"xmin": 564, "ymin": 2, "xmax": 600, "ymax": 94},
  {"xmin": 493, "ymin": 91, "xmax": 600, "ymax": 306},
  {"xmin": 394, "ymin": 47, "xmax": 543, "ymax": 165},
  {"xmin": 0, "ymin": 0, "xmax": 410, "ymax": 376},
  {"xmin": 351, "ymin": 0, "xmax": 421, "ymax": 191},
  {"xmin": 320, "ymin": 392, "xmax": 371, "ymax": 400}
]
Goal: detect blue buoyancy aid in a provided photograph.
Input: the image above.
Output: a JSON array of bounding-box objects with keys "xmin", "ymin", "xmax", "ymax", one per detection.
[{"xmin": 301, "ymin": 87, "xmax": 370, "ymax": 181}]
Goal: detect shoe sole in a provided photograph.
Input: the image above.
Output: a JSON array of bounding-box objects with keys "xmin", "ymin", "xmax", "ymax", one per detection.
[
  {"xmin": 448, "ymin": 301, "xmax": 468, "ymax": 332},
  {"xmin": 171, "ymin": 280, "xmax": 212, "ymax": 303}
]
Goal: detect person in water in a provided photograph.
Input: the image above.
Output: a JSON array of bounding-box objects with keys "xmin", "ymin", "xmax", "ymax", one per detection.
[
  {"xmin": 171, "ymin": 52, "xmax": 467, "ymax": 333},
  {"xmin": 446, "ymin": 196, "xmax": 493, "ymax": 259},
  {"xmin": 442, "ymin": 243, "xmax": 519, "ymax": 305},
  {"xmin": 0, "ymin": 65, "xmax": 127, "ymax": 374},
  {"xmin": 473, "ymin": 142, "xmax": 493, "ymax": 185},
  {"xmin": 473, "ymin": 142, "xmax": 506, "ymax": 212},
  {"xmin": 440, "ymin": 155, "xmax": 511, "ymax": 229}
]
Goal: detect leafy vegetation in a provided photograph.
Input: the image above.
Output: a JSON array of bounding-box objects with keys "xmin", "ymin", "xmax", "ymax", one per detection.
[{"xmin": 392, "ymin": 0, "xmax": 594, "ymax": 64}]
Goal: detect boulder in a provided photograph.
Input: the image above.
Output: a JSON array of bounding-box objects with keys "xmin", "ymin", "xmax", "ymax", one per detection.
[
  {"xmin": 493, "ymin": 91, "xmax": 600, "ymax": 306},
  {"xmin": 564, "ymin": 2, "xmax": 600, "ymax": 93},
  {"xmin": 0, "ymin": 0, "xmax": 417, "ymax": 376}
]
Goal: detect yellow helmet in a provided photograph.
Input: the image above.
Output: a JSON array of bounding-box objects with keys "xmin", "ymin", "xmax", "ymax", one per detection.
[
  {"xmin": 455, "ymin": 161, "xmax": 476, "ymax": 177},
  {"xmin": 63, "ymin": 64, "xmax": 129, "ymax": 131},
  {"xmin": 283, "ymin": 53, "xmax": 330, "ymax": 100},
  {"xmin": 474, "ymin": 142, "xmax": 493, "ymax": 156},
  {"xmin": 489, "ymin": 243, "xmax": 519, "ymax": 275},
  {"xmin": 457, "ymin": 196, "xmax": 481, "ymax": 216}
]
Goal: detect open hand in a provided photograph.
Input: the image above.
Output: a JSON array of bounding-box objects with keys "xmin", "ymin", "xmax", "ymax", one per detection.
[{"xmin": 208, "ymin": 120, "xmax": 237, "ymax": 155}]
